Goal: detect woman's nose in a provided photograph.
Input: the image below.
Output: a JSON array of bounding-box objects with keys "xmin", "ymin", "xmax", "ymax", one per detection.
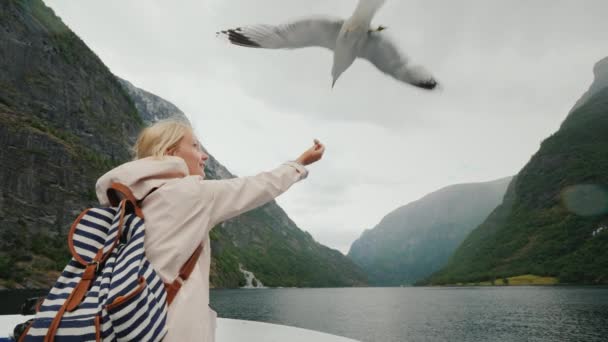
[{"xmin": 201, "ymin": 152, "xmax": 209, "ymax": 161}]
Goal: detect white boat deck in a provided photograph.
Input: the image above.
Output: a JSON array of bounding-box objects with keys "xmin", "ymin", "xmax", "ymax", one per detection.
[{"xmin": 0, "ymin": 315, "xmax": 359, "ymax": 341}]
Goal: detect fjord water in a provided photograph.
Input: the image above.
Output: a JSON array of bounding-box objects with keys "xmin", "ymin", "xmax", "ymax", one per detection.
[
  {"xmin": 2, "ymin": 287, "xmax": 608, "ymax": 341},
  {"xmin": 209, "ymin": 287, "xmax": 608, "ymax": 342}
]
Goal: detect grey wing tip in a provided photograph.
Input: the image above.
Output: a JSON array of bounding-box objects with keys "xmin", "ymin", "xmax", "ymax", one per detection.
[
  {"xmin": 414, "ymin": 79, "xmax": 438, "ymax": 90},
  {"xmin": 217, "ymin": 27, "xmax": 261, "ymax": 48}
]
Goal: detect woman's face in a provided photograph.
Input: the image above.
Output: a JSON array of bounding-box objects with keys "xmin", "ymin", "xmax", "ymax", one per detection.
[{"xmin": 169, "ymin": 130, "xmax": 209, "ymax": 176}]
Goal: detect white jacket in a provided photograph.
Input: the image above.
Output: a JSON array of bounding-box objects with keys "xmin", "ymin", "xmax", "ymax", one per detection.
[{"xmin": 95, "ymin": 156, "xmax": 307, "ymax": 341}]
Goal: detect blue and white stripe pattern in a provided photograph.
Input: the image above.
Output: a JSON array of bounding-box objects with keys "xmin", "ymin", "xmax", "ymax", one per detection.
[{"xmin": 25, "ymin": 204, "xmax": 168, "ymax": 341}]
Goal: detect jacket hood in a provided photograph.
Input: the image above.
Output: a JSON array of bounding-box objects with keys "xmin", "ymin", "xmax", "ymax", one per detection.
[{"xmin": 95, "ymin": 156, "xmax": 190, "ymax": 206}]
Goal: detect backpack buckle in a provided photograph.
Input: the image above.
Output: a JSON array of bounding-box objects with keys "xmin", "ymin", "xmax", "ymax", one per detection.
[{"xmin": 87, "ymin": 261, "xmax": 100, "ymax": 273}]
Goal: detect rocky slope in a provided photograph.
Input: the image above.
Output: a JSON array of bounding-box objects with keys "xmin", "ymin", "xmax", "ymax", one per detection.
[
  {"xmin": 426, "ymin": 58, "xmax": 608, "ymax": 285},
  {"xmin": 122, "ymin": 80, "xmax": 367, "ymax": 288},
  {"xmin": 348, "ymin": 177, "xmax": 511, "ymax": 285},
  {"xmin": 0, "ymin": 0, "xmax": 367, "ymax": 289},
  {"xmin": 0, "ymin": 0, "xmax": 141, "ymax": 288}
]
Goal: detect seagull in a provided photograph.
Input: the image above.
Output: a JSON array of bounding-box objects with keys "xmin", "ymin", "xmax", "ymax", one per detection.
[{"xmin": 216, "ymin": 0, "xmax": 438, "ymax": 90}]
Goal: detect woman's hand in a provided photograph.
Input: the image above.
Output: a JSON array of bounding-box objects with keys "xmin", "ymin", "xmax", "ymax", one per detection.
[{"xmin": 296, "ymin": 139, "xmax": 325, "ymax": 166}]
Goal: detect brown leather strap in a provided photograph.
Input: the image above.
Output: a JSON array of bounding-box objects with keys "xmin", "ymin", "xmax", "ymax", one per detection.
[
  {"xmin": 94, "ymin": 315, "xmax": 101, "ymax": 342},
  {"xmin": 164, "ymin": 281, "xmax": 181, "ymax": 307},
  {"xmin": 17, "ymin": 320, "xmax": 33, "ymax": 342},
  {"xmin": 65, "ymin": 197, "xmax": 129, "ymax": 312},
  {"xmin": 67, "ymin": 209, "xmax": 92, "ymax": 266},
  {"xmin": 165, "ymin": 244, "xmax": 203, "ymax": 305},
  {"xmin": 179, "ymin": 245, "xmax": 203, "ymax": 280},
  {"xmin": 34, "ymin": 297, "xmax": 44, "ymax": 313},
  {"xmin": 45, "ymin": 183, "xmax": 147, "ymax": 340},
  {"xmin": 69, "ymin": 198, "xmax": 127, "ymax": 268},
  {"xmin": 65, "ymin": 248, "xmax": 103, "ymax": 312},
  {"xmin": 45, "ymin": 289, "xmax": 75, "ymax": 342},
  {"xmin": 108, "ymin": 182, "xmax": 144, "ymax": 218}
]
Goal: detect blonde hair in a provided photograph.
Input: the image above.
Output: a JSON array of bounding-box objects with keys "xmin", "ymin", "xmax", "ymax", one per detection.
[{"xmin": 133, "ymin": 119, "xmax": 192, "ymax": 159}]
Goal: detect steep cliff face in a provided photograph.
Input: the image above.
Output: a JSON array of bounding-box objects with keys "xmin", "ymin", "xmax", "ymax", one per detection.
[
  {"xmin": 117, "ymin": 78, "xmax": 187, "ymax": 125},
  {"xmin": 348, "ymin": 177, "xmax": 511, "ymax": 285},
  {"xmin": 570, "ymin": 57, "xmax": 608, "ymax": 113},
  {"xmin": 0, "ymin": 0, "xmax": 141, "ymax": 288},
  {"xmin": 427, "ymin": 58, "xmax": 608, "ymax": 285},
  {"xmin": 121, "ymin": 80, "xmax": 367, "ymax": 288},
  {"xmin": 0, "ymin": 0, "xmax": 367, "ymax": 289}
]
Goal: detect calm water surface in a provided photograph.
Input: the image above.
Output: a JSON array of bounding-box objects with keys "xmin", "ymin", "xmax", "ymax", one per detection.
[
  {"xmin": 2, "ymin": 286, "xmax": 608, "ymax": 341},
  {"xmin": 210, "ymin": 286, "xmax": 608, "ymax": 342}
]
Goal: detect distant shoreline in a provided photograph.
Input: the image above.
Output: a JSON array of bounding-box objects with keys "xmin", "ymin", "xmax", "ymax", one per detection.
[{"xmin": 417, "ymin": 274, "xmax": 564, "ymax": 287}]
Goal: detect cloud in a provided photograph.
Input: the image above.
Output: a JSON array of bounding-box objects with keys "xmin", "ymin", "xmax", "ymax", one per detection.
[
  {"xmin": 209, "ymin": 0, "xmax": 608, "ymax": 128},
  {"xmin": 45, "ymin": 0, "xmax": 608, "ymax": 253}
]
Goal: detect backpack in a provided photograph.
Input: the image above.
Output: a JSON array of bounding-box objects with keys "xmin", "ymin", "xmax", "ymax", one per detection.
[{"xmin": 18, "ymin": 183, "xmax": 202, "ymax": 342}]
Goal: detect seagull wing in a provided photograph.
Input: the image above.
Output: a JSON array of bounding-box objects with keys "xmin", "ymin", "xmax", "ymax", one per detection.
[
  {"xmin": 358, "ymin": 33, "xmax": 438, "ymax": 90},
  {"xmin": 353, "ymin": 0, "xmax": 387, "ymax": 21},
  {"xmin": 217, "ymin": 16, "xmax": 344, "ymax": 50}
]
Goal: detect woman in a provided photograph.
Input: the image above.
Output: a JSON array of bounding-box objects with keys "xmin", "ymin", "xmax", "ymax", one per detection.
[{"xmin": 94, "ymin": 120, "xmax": 324, "ymax": 341}]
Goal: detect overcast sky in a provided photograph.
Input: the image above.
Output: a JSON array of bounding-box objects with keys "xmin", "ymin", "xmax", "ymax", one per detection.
[{"xmin": 45, "ymin": 0, "xmax": 608, "ymax": 253}]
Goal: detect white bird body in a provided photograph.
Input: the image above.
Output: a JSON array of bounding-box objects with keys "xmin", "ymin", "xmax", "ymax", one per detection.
[
  {"xmin": 217, "ymin": 0, "xmax": 438, "ymax": 90},
  {"xmin": 332, "ymin": 24, "xmax": 362, "ymax": 87},
  {"xmin": 350, "ymin": 0, "xmax": 386, "ymax": 27}
]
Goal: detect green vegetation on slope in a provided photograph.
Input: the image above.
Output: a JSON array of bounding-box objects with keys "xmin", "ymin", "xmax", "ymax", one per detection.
[
  {"xmin": 348, "ymin": 177, "xmax": 511, "ymax": 286},
  {"xmin": 210, "ymin": 203, "xmax": 367, "ymax": 288},
  {"xmin": 424, "ymin": 86, "xmax": 608, "ymax": 285},
  {"xmin": 1, "ymin": 0, "xmax": 367, "ymax": 289},
  {"xmin": 0, "ymin": 0, "xmax": 141, "ymax": 288}
]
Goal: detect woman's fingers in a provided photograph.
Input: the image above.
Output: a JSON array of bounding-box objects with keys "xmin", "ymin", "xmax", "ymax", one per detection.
[
  {"xmin": 313, "ymin": 142, "xmax": 325, "ymax": 161},
  {"xmin": 313, "ymin": 139, "xmax": 324, "ymax": 152},
  {"xmin": 295, "ymin": 139, "xmax": 325, "ymax": 165}
]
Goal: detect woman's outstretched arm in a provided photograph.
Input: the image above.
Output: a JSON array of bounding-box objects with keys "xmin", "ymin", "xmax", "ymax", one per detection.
[{"xmin": 204, "ymin": 139, "xmax": 325, "ymax": 227}]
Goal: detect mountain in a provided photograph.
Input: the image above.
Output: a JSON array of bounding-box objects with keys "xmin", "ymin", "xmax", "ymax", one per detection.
[
  {"xmin": 117, "ymin": 78, "xmax": 188, "ymax": 125},
  {"xmin": 120, "ymin": 80, "xmax": 367, "ymax": 288},
  {"xmin": 570, "ymin": 57, "xmax": 608, "ymax": 113},
  {"xmin": 0, "ymin": 0, "xmax": 142, "ymax": 288},
  {"xmin": 425, "ymin": 57, "xmax": 608, "ymax": 285},
  {"xmin": 348, "ymin": 177, "xmax": 511, "ymax": 285},
  {"xmin": 0, "ymin": 0, "xmax": 366, "ymax": 289}
]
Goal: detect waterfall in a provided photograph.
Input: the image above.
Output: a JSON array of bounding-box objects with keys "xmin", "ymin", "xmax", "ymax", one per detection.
[{"xmin": 239, "ymin": 264, "xmax": 265, "ymax": 288}]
